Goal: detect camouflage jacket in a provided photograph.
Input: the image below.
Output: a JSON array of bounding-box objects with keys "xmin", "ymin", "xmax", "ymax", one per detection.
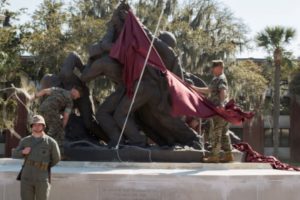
[
  {"xmin": 40, "ymin": 87, "xmax": 73, "ymax": 114},
  {"xmin": 208, "ymin": 73, "xmax": 229, "ymax": 106}
]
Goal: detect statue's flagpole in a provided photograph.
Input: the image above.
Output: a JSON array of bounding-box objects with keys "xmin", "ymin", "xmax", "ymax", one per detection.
[{"xmin": 115, "ymin": 2, "xmax": 166, "ymax": 150}]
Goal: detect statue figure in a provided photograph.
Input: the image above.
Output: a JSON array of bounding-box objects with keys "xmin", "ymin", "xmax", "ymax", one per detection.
[
  {"xmin": 39, "ymin": 52, "xmax": 109, "ymax": 143},
  {"xmin": 80, "ymin": 2, "xmax": 204, "ymax": 149}
]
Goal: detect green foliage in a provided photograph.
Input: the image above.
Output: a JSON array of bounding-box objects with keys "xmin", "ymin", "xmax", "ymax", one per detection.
[
  {"xmin": 256, "ymin": 25, "xmax": 297, "ymax": 156},
  {"xmin": 0, "ymin": 97, "xmax": 17, "ymax": 129},
  {"xmin": 259, "ymin": 52, "xmax": 298, "ymax": 85},
  {"xmin": 134, "ymin": 0, "xmax": 175, "ymax": 31},
  {"xmin": 2, "ymin": 0, "xmax": 299, "ymax": 117},
  {"xmin": 71, "ymin": 0, "xmax": 119, "ymax": 19},
  {"xmin": 289, "ymin": 61, "xmax": 300, "ymax": 96},
  {"xmin": 66, "ymin": 0, "xmax": 119, "ymax": 101},
  {"xmin": 255, "ymin": 26, "xmax": 297, "ymax": 108},
  {"xmin": 13, "ymin": 0, "xmax": 249, "ymax": 80},
  {"xmin": 65, "ymin": 0, "xmax": 113, "ymax": 59},
  {"xmin": 227, "ymin": 60, "xmax": 268, "ymax": 111},
  {"xmin": 0, "ymin": 22, "xmax": 21, "ymax": 80},
  {"xmin": 280, "ymin": 51, "xmax": 298, "ymax": 81},
  {"xmin": 179, "ymin": 0, "xmax": 248, "ymax": 73},
  {"xmin": 0, "ymin": 0, "xmax": 9, "ymax": 13},
  {"xmin": 256, "ymin": 26, "xmax": 296, "ymax": 53},
  {"xmin": 133, "ymin": 0, "xmax": 248, "ymax": 73},
  {"xmin": 20, "ymin": 0, "xmax": 69, "ymax": 79},
  {"xmin": 19, "ymin": 0, "xmax": 119, "ymax": 80}
]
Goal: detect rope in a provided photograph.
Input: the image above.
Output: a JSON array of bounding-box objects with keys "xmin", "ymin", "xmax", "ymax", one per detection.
[
  {"xmin": 115, "ymin": 4, "xmax": 166, "ymax": 150},
  {"xmin": 115, "ymin": 145, "xmax": 153, "ymax": 162},
  {"xmin": 198, "ymin": 118, "xmax": 206, "ymax": 157},
  {"xmin": 115, "ymin": 148, "xmax": 123, "ymax": 162}
]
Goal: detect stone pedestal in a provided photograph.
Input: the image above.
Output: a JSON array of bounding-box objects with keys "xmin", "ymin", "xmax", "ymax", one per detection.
[
  {"xmin": 1, "ymin": 158, "xmax": 300, "ymax": 200},
  {"xmin": 64, "ymin": 145, "xmax": 244, "ymax": 162}
]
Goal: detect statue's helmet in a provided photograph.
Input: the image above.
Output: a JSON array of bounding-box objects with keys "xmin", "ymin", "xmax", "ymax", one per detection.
[
  {"xmin": 112, "ymin": 1, "xmax": 130, "ymax": 23},
  {"xmin": 158, "ymin": 31, "xmax": 177, "ymax": 49},
  {"xmin": 30, "ymin": 115, "xmax": 46, "ymax": 127}
]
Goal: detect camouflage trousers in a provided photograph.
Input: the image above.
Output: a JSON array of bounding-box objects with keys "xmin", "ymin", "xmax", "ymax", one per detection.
[
  {"xmin": 210, "ymin": 116, "xmax": 232, "ymax": 156},
  {"xmin": 40, "ymin": 108, "xmax": 65, "ymax": 155}
]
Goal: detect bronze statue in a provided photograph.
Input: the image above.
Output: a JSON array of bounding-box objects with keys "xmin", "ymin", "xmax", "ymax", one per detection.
[
  {"xmin": 39, "ymin": 52, "xmax": 109, "ymax": 143},
  {"xmin": 39, "ymin": 2, "xmax": 208, "ymax": 151},
  {"xmin": 80, "ymin": 2, "xmax": 204, "ymax": 149}
]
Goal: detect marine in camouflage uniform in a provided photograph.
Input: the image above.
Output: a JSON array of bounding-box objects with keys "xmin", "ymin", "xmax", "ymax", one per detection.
[
  {"xmin": 208, "ymin": 67, "xmax": 233, "ymax": 162},
  {"xmin": 33, "ymin": 86, "xmax": 82, "ymax": 155},
  {"xmin": 12, "ymin": 115, "xmax": 60, "ymax": 200},
  {"xmin": 192, "ymin": 60, "xmax": 233, "ymax": 162}
]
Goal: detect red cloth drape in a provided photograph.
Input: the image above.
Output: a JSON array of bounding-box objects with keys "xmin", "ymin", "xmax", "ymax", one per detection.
[
  {"xmin": 234, "ymin": 143, "xmax": 300, "ymax": 171},
  {"xmin": 110, "ymin": 10, "xmax": 253, "ymax": 125}
]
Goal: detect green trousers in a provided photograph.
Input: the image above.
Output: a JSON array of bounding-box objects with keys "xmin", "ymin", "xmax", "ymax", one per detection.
[{"xmin": 21, "ymin": 179, "xmax": 50, "ymax": 200}]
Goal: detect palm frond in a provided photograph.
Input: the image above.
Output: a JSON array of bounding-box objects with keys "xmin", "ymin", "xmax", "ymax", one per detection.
[
  {"xmin": 256, "ymin": 26, "xmax": 296, "ymax": 52},
  {"xmin": 284, "ymin": 28, "xmax": 296, "ymax": 43}
]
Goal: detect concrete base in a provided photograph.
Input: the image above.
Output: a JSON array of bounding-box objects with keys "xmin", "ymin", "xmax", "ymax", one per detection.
[
  {"xmin": 64, "ymin": 145, "xmax": 245, "ymax": 162},
  {"xmin": 1, "ymin": 158, "xmax": 300, "ymax": 200},
  {"xmin": 0, "ymin": 143, "xmax": 4, "ymax": 157}
]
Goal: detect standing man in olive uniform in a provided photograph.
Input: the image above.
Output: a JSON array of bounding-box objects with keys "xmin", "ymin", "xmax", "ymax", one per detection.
[
  {"xmin": 12, "ymin": 115, "xmax": 61, "ymax": 200},
  {"xmin": 192, "ymin": 60, "xmax": 233, "ymax": 163},
  {"xmin": 32, "ymin": 86, "xmax": 82, "ymax": 155}
]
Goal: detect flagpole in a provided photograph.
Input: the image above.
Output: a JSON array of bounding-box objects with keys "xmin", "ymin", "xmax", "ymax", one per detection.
[{"xmin": 115, "ymin": 3, "xmax": 166, "ymax": 150}]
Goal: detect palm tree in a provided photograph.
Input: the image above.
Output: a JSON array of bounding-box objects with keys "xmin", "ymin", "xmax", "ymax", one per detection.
[{"xmin": 256, "ymin": 26, "xmax": 296, "ymax": 157}]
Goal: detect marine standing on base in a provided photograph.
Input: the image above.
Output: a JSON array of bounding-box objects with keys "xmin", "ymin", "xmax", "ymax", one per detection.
[
  {"xmin": 192, "ymin": 60, "xmax": 234, "ymax": 163},
  {"xmin": 31, "ymin": 86, "xmax": 82, "ymax": 155},
  {"xmin": 12, "ymin": 115, "xmax": 60, "ymax": 200}
]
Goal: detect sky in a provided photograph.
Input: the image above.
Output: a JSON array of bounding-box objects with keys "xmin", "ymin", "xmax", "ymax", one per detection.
[
  {"xmin": 220, "ymin": 0, "xmax": 300, "ymax": 58},
  {"xmin": 5, "ymin": 0, "xmax": 300, "ymax": 58}
]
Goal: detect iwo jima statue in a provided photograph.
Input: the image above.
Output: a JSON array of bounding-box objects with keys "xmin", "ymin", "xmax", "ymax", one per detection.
[{"xmin": 40, "ymin": 1, "xmax": 252, "ymax": 162}]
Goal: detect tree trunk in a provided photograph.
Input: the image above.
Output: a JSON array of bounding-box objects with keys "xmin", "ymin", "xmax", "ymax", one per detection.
[
  {"xmin": 272, "ymin": 48, "xmax": 281, "ymax": 157},
  {"xmin": 5, "ymin": 93, "xmax": 28, "ymax": 157},
  {"xmin": 243, "ymin": 114, "xmax": 264, "ymax": 154},
  {"xmin": 290, "ymin": 95, "xmax": 300, "ymax": 162}
]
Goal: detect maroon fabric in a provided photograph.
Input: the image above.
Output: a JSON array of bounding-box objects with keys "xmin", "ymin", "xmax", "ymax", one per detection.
[
  {"xmin": 110, "ymin": 10, "xmax": 253, "ymax": 125},
  {"xmin": 110, "ymin": 10, "xmax": 167, "ymax": 96},
  {"xmin": 166, "ymin": 71, "xmax": 254, "ymax": 124},
  {"xmin": 234, "ymin": 143, "xmax": 300, "ymax": 171}
]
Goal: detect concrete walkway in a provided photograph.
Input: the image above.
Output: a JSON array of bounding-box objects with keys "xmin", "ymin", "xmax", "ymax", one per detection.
[{"xmin": 1, "ymin": 158, "xmax": 299, "ymax": 200}]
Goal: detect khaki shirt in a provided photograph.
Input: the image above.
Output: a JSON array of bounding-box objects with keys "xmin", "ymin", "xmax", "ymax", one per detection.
[{"xmin": 12, "ymin": 134, "xmax": 60, "ymax": 181}]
